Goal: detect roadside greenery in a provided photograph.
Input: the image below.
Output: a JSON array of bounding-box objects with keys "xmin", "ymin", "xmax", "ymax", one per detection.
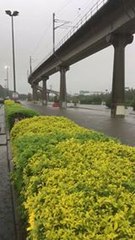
[
  {"xmin": 76, "ymin": 88, "xmax": 135, "ymax": 110},
  {"xmin": 4, "ymin": 99, "xmax": 39, "ymax": 130},
  {"xmin": 10, "ymin": 114, "xmax": 135, "ymax": 240}
]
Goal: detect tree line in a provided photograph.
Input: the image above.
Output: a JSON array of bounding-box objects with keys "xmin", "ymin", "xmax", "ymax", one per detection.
[{"xmin": 72, "ymin": 88, "xmax": 135, "ymax": 110}]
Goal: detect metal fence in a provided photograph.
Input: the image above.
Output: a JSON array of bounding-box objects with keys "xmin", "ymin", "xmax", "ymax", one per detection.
[
  {"xmin": 56, "ymin": 0, "xmax": 108, "ymax": 50},
  {"xmin": 33, "ymin": 0, "xmax": 108, "ymax": 72}
]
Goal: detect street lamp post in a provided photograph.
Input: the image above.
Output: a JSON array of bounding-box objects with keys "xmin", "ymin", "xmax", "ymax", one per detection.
[
  {"xmin": 5, "ymin": 10, "xmax": 19, "ymax": 95},
  {"xmin": 5, "ymin": 66, "xmax": 9, "ymax": 96}
]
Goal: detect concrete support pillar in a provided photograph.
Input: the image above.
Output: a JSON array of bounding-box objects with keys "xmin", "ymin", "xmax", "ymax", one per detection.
[
  {"xmin": 59, "ymin": 66, "xmax": 69, "ymax": 108},
  {"xmin": 111, "ymin": 33, "xmax": 133, "ymax": 117},
  {"xmin": 42, "ymin": 77, "xmax": 48, "ymax": 105},
  {"xmin": 32, "ymin": 84, "xmax": 38, "ymax": 102}
]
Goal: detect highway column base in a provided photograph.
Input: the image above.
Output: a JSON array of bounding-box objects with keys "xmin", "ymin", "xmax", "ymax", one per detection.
[
  {"xmin": 32, "ymin": 83, "xmax": 38, "ymax": 102},
  {"xmin": 110, "ymin": 33, "xmax": 133, "ymax": 118},
  {"xmin": 59, "ymin": 66, "xmax": 69, "ymax": 109},
  {"xmin": 42, "ymin": 77, "xmax": 48, "ymax": 105}
]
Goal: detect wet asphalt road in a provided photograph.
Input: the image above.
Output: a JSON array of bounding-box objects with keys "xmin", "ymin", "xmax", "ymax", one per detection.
[{"xmin": 24, "ymin": 102, "xmax": 135, "ymax": 147}]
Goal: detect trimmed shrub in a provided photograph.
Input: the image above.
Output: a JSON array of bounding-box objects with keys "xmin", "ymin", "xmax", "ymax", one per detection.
[
  {"xmin": 10, "ymin": 116, "xmax": 116, "ymax": 142},
  {"xmin": 24, "ymin": 141, "xmax": 135, "ymax": 239},
  {"xmin": 4, "ymin": 100, "xmax": 39, "ymax": 131},
  {"xmin": 13, "ymin": 137, "xmax": 135, "ymax": 239},
  {"xmin": 10, "ymin": 116, "xmax": 135, "ymax": 239}
]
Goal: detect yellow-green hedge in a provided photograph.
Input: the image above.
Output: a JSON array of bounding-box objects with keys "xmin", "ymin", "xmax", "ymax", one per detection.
[
  {"xmin": 11, "ymin": 116, "xmax": 114, "ymax": 195},
  {"xmin": 10, "ymin": 116, "xmax": 91, "ymax": 140},
  {"xmin": 10, "ymin": 116, "xmax": 135, "ymax": 240}
]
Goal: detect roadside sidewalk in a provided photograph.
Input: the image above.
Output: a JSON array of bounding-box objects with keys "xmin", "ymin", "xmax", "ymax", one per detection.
[{"xmin": 0, "ymin": 105, "xmax": 16, "ymax": 240}]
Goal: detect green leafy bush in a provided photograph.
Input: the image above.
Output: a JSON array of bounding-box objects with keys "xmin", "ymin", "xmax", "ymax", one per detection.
[
  {"xmin": 10, "ymin": 116, "xmax": 117, "ymax": 142},
  {"xmin": 4, "ymin": 100, "xmax": 39, "ymax": 130},
  {"xmin": 10, "ymin": 115, "xmax": 135, "ymax": 239},
  {"xmin": 15, "ymin": 139, "xmax": 135, "ymax": 239},
  {"xmin": 11, "ymin": 116, "xmax": 116, "ymax": 196}
]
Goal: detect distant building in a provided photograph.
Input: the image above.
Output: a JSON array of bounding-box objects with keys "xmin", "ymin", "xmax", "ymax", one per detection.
[{"xmin": 79, "ymin": 90, "xmax": 104, "ymax": 96}]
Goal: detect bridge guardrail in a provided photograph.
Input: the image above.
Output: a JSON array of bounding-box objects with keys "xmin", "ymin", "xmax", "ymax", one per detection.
[
  {"xmin": 32, "ymin": 0, "xmax": 108, "ymax": 73},
  {"xmin": 55, "ymin": 0, "xmax": 108, "ymax": 50}
]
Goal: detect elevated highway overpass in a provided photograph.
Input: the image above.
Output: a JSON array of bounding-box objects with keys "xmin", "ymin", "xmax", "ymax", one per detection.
[{"xmin": 28, "ymin": 0, "xmax": 135, "ymax": 117}]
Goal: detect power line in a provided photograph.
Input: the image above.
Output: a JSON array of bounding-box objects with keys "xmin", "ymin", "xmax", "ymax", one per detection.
[
  {"xmin": 30, "ymin": 0, "xmax": 100, "ymax": 70},
  {"xmin": 30, "ymin": 0, "xmax": 72, "ymax": 57}
]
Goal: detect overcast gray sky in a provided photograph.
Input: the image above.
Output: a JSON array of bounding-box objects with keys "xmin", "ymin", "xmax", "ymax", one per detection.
[{"xmin": 0, "ymin": 0, "xmax": 135, "ymax": 94}]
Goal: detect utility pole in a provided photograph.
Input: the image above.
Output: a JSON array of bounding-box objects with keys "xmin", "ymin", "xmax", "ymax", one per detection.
[
  {"xmin": 52, "ymin": 13, "xmax": 71, "ymax": 53},
  {"xmin": 29, "ymin": 56, "xmax": 32, "ymax": 74},
  {"xmin": 53, "ymin": 13, "xmax": 55, "ymax": 53}
]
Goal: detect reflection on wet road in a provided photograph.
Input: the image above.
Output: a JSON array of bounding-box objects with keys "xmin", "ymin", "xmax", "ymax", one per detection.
[{"xmin": 24, "ymin": 102, "xmax": 135, "ymax": 146}]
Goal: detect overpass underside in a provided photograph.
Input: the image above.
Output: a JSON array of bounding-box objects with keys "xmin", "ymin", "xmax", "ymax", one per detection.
[{"xmin": 28, "ymin": 0, "xmax": 135, "ymax": 117}]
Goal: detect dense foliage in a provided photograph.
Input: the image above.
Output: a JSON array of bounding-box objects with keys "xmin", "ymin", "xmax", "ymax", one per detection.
[
  {"xmin": 10, "ymin": 115, "xmax": 135, "ymax": 240},
  {"xmin": 78, "ymin": 94, "xmax": 102, "ymax": 105},
  {"xmin": 76, "ymin": 88, "xmax": 135, "ymax": 109},
  {"xmin": 4, "ymin": 99, "xmax": 39, "ymax": 130}
]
